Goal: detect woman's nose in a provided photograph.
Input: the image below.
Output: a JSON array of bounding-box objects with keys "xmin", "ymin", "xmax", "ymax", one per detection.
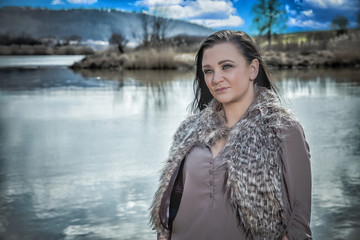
[{"xmin": 212, "ymin": 71, "xmax": 224, "ymax": 85}]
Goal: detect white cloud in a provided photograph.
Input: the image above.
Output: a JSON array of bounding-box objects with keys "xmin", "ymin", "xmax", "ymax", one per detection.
[
  {"xmin": 288, "ymin": 17, "xmax": 328, "ymax": 28},
  {"xmin": 190, "ymin": 15, "xmax": 244, "ymax": 28},
  {"xmin": 304, "ymin": 0, "xmax": 344, "ymax": 8},
  {"xmin": 149, "ymin": 0, "xmax": 235, "ymax": 19},
  {"xmin": 286, "ymin": 5, "xmax": 323, "ymax": 29},
  {"xmin": 138, "ymin": 0, "xmax": 183, "ymax": 6},
  {"xmin": 136, "ymin": 0, "xmax": 244, "ymax": 28},
  {"xmin": 286, "ymin": 5, "xmax": 314, "ymax": 18},
  {"xmin": 304, "ymin": 0, "xmax": 358, "ymax": 9},
  {"xmin": 67, "ymin": 0, "xmax": 97, "ymax": 4},
  {"xmin": 285, "ymin": 5, "xmax": 297, "ymax": 15},
  {"xmin": 52, "ymin": 0, "xmax": 64, "ymax": 5},
  {"xmin": 302, "ymin": 9, "xmax": 314, "ymax": 17}
]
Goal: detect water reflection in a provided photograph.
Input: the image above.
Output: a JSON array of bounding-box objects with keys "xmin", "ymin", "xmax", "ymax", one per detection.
[
  {"xmin": 0, "ymin": 67, "xmax": 359, "ymax": 239},
  {"xmin": 274, "ymin": 68, "xmax": 360, "ymax": 98},
  {"xmin": 73, "ymin": 69, "xmax": 194, "ymax": 111},
  {"xmin": 73, "ymin": 68, "xmax": 125, "ymax": 88},
  {"xmin": 0, "ymin": 67, "xmax": 119, "ymax": 91}
]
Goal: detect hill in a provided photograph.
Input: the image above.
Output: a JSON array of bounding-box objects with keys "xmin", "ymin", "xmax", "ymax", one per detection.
[{"xmin": 0, "ymin": 6, "xmax": 213, "ymax": 44}]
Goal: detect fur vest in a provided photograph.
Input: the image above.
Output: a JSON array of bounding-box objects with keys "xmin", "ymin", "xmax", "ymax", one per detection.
[{"xmin": 150, "ymin": 86, "xmax": 297, "ymax": 239}]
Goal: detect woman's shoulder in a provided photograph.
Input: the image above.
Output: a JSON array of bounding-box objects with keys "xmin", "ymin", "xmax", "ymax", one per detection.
[
  {"xmin": 172, "ymin": 113, "xmax": 200, "ymax": 141},
  {"xmin": 281, "ymin": 120, "xmax": 308, "ymax": 146},
  {"xmin": 268, "ymin": 105, "xmax": 306, "ymax": 142},
  {"xmin": 177, "ymin": 113, "xmax": 199, "ymax": 131}
]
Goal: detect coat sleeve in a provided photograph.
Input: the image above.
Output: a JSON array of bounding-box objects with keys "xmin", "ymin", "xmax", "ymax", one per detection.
[{"xmin": 281, "ymin": 122, "xmax": 312, "ymax": 240}]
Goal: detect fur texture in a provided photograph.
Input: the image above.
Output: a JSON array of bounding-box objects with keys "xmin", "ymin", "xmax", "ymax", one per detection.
[{"xmin": 150, "ymin": 86, "xmax": 297, "ymax": 239}]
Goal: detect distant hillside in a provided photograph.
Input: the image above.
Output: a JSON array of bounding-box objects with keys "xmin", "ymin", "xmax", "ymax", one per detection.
[{"xmin": 0, "ymin": 6, "xmax": 213, "ymax": 44}]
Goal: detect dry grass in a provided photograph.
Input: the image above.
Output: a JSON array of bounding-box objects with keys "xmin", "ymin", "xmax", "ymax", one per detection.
[
  {"xmin": 71, "ymin": 47, "xmax": 195, "ymax": 70},
  {"xmin": 122, "ymin": 48, "xmax": 194, "ymax": 70},
  {"xmin": 72, "ymin": 29, "xmax": 360, "ymax": 70},
  {"xmin": 257, "ymin": 29, "xmax": 359, "ymax": 51},
  {"xmin": 258, "ymin": 29, "xmax": 360, "ymax": 68},
  {"xmin": 327, "ymin": 31, "xmax": 360, "ymax": 66}
]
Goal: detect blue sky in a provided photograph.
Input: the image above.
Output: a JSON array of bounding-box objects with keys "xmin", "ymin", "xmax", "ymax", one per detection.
[{"xmin": 0, "ymin": 0, "xmax": 359, "ymax": 34}]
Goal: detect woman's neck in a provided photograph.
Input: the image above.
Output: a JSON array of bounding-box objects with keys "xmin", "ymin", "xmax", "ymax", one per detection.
[{"xmin": 223, "ymin": 86, "xmax": 255, "ymax": 128}]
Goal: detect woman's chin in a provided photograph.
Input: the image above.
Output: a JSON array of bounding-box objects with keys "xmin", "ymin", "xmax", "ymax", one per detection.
[
  {"xmin": 212, "ymin": 92, "xmax": 234, "ymax": 102},
  {"xmin": 214, "ymin": 97, "xmax": 232, "ymax": 105}
]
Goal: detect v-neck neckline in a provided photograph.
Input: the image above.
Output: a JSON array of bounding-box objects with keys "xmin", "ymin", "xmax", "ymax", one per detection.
[{"xmin": 206, "ymin": 141, "xmax": 227, "ymax": 160}]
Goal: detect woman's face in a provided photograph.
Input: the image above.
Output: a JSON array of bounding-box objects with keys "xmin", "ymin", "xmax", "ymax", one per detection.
[{"xmin": 202, "ymin": 42, "xmax": 258, "ymax": 107}]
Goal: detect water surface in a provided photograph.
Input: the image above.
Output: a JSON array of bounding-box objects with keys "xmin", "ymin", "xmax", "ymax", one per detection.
[
  {"xmin": 0, "ymin": 55, "xmax": 84, "ymax": 68},
  {"xmin": 0, "ymin": 61, "xmax": 359, "ymax": 239}
]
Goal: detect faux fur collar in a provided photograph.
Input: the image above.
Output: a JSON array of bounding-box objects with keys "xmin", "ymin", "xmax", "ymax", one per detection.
[{"xmin": 150, "ymin": 86, "xmax": 296, "ymax": 239}]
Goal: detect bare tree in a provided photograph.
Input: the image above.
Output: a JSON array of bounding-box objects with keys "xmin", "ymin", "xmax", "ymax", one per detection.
[
  {"xmin": 159, "ymin": 16, "xmax": 172, "ymax": 40},
  {"xmin": 139, "ymin": 6, "xmax": 172, "ymax": 48},
  {"xmin": 151, "ymin": 16, "xmax": 161, "ymax": 42},
  {"xmin": 109, "ymin": 33, "xmax": 128, "ymax": 53},
  {"xmin": 150, "ymin": 16, "xmax": 171, "ymax": 43},
  {"xmin": 331, "ymin": 15, "xmax": 349, "ymax": 35},
  {"xmin": 252, "ymin": 0, "xmax": 287, "ymax": 46},
  {"xmin": 140, "ymin": 12, "xmax": 150, "ymax": 46}
]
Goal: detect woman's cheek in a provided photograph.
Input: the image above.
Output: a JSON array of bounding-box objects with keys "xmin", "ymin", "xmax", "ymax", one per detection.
[{"xmin": 205, "ymin": 78, "xmax": 213, "ymax": 92}]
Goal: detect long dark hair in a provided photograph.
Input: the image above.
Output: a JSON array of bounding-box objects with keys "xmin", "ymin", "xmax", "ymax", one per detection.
[{"xmin": 191, "ymin": 30, "xmax": 277, "ymax": 112}]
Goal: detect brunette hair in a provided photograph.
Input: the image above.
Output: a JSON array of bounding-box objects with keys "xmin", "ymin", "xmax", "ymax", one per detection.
[{"xmin": 191, "ymin": 30, "xmax": 277, "ymax": 112}]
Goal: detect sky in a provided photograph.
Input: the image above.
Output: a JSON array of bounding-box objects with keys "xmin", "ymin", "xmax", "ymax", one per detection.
[{"xmin": 0, "ymin": 0, "xmax": 359, "ymax": 34}]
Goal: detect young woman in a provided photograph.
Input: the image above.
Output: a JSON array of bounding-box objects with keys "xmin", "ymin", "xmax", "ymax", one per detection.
[{"xmin": 150, "ymin": 30, "xmax": 312, "ymax": 240}]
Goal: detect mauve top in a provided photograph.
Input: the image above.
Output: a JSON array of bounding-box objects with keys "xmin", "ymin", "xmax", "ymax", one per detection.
[{"xmin": 170, "ymin": 123, "xmax": 312, "ymax": 240}]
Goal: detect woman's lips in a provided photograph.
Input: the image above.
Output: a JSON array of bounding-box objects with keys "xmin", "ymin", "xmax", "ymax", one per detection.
[{"xmin": 215, "ymin": 87, "xmax": 229, "ymax": 93}]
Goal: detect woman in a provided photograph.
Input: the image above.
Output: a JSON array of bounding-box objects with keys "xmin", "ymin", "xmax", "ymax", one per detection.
[{"xmin": 150, "ymin": 30, "xmax": 312, "ymax": 240}]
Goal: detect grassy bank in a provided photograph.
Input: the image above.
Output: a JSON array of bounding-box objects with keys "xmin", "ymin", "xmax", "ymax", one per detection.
[
  {"xmin": 258, "ymin": 29, "xmax": 360, "ymax": 68},
  {"xmin": 71, "ymin": 29, "xmax": 360, "ymax": 70},
  {"xmin": 70, "ymin": 47, "xmax": 194, "ymax": 70}
]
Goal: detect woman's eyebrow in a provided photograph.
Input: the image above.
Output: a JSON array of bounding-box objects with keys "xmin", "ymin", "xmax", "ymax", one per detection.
[
  {"xmin": 202, "ymin": 59, "xmax": 235, "ymax": 68},
  {"xmin": 218, "ymin": 59, "xmax": 235, "ymax": 65}
]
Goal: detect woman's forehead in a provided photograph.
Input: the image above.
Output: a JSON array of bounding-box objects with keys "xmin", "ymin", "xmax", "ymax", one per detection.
[{"xmin": 202, "ymin": 42, "xmax": 244, "ymax": 65}]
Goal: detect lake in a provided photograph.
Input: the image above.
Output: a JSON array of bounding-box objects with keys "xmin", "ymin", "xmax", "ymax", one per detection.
[{"xmin": 0, "ymin": 56, "xmax": 359, "ymax": 240}]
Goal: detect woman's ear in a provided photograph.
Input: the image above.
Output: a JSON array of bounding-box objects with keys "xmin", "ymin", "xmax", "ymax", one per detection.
[{"xmin": 249, "ymin": 59, "xmax": 259, "ymax": 81}]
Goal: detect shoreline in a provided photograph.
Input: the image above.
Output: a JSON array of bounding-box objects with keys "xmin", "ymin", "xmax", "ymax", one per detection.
[
  {"xmin": 263, "ymin": 50, "xmax": 360, "ymax": 69},
  {"xmin": 69, "ymin": 49, "xmax": 360, "ymax": 70},
  {"xmin": 1, "ymin": 48, "xmax": 359, "ymax": 70},
  {"xmin": 0, "ymin": 45, "xmax": 94, "ymax": 55}
]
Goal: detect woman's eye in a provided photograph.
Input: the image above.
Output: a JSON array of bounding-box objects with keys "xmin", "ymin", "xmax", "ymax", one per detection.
[
  {"xmin": 222, "ymin": 64, "xmax": 233, "ymax": 70},
  {"xmin": 203, "ymin": 69, "xmax": 213, "ymax": 75}
]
